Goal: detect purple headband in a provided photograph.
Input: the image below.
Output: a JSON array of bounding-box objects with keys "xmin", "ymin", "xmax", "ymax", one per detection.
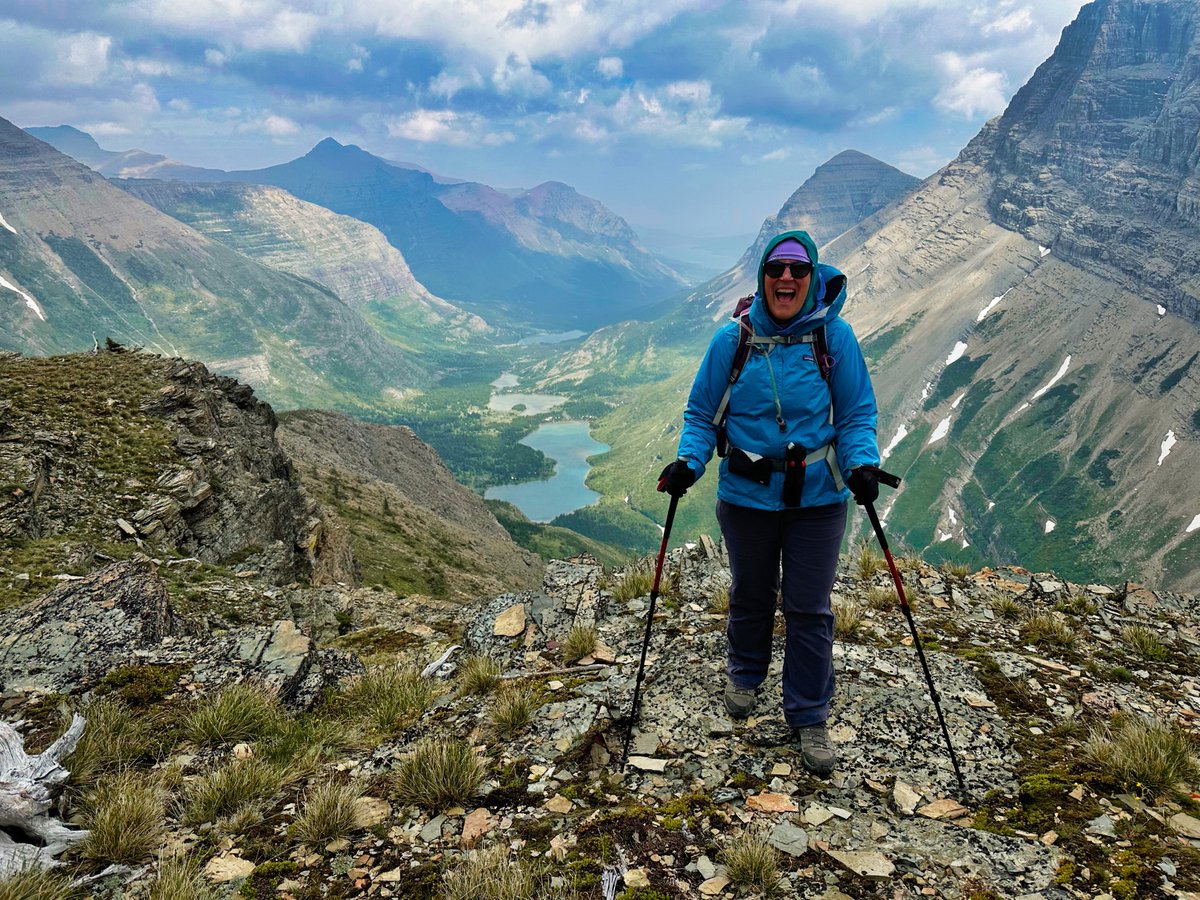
[{"xmin": 766, "ymin": 239, "xmax": 810, "ymax": 264}]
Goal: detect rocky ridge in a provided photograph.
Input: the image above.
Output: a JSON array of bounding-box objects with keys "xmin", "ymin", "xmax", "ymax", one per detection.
[{"xmin": 4, "ymin": 533, "xmax": 1200, "ymax": 897}]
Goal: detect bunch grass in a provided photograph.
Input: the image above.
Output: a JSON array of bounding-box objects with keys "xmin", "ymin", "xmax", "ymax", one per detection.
[
  {"xmin": 442, "ymin": 846, "xmax": 540, "ymax": 900},
  {"xmin": 183, "ymin": 757, "xmax": 284, "ymax": 825},
  {"xmin": 0, "ymin": 868, "xmax": 74, "ymax": 900},
  {"xmin": 855, "ymin": 541, "xmax": 883, "ymax": 582},
  {"xmin": 1085, "ymin": 716, "xmax": 1200, "ymax": 796},
  {"xmin": 394, "ymin": 737, "xmax": 486, "ymax": 812},
  {"xmin": 489, "ymin": 685, "xmax": 538, "ymax": 739},
  {"xmin": 66, "ymin": 696, "xmax": 163, "ymax": 783},
  {"xmin": 721, "ymin": 831, "xmax": 782, "ymax": 896},
  {"xmin": 337, "ymin": 663, "xmax": 437, "ymax": 735},
  {"xmin": 457, "ymin": 655, "xmax": 503, "ymax": 696},
  {"xmin": 991, "ymin": 595, "xmax": 1025, "ymax": 622},
  {"xmin": 1020, "ymin": 612, "xmax": 1075, "ymax": 650},
  {"xmin": 561, "ymin": 624, "xmax": 598, "ymax": 663},
  {"xmin": 833, "ymin": 598, "xmax": 865, "ymax": 641},
  {"xmin": 710, "ymin": 585, "xmax": 730, "ymax": 614},
  {"xmin": 145, "ymin": 855, "xmax": 220, "ymax": 900},
  {"xmin": 1119, "ymin": 624, "xmax": 1169, "ymax": 662},
  {"xmin": 611, "ymin": 561, "xmax": 655, "ymax": 602},
  {"xmin": 81, "ymin": 771, "xmax": 165, "ymax": 863},
  {"xmin": 290, "ymin": 779, "xmax": 364, "ymax": 845},
  {"xmin": 187, "ymin": 682, "xmax": 284, "ymax": 747}
]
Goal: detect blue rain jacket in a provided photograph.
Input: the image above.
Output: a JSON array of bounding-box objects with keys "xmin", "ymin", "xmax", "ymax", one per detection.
[{"xmin": 676, "ymin": 230, "xmax": 880, "ymax": 510}]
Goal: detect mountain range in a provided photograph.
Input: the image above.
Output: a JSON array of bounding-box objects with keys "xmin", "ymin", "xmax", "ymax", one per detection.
[{"xmin": 32, "ymin": 129, "xmax": 690, "ymax": 331}]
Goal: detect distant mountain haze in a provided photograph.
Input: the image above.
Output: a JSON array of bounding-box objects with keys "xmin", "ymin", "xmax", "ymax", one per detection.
[
  {"xmin": 115, "ymin": 178, "xmax": 491, "ymax": 344},
  {"xmin": 32, "ymin": 129, "xmax": 692, "ymax": 331},
  {"xmin": 0, "ymin": 119, "xmax": 431, "ymax": 408}
]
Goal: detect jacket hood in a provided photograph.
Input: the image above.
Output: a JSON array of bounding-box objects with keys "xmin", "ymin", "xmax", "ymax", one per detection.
[
  {"xmin": 751, "ymin": 230, "xmax": 845, "ymax": 336},
  {"xmin": 756, "ymin": 230, "xmax": 820, "ymax": 313}
]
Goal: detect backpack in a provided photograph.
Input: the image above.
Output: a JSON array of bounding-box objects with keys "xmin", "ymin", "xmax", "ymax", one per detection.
[{"xmin": 712, "ymin": 275, "xmax": 845, "ymax": 457}]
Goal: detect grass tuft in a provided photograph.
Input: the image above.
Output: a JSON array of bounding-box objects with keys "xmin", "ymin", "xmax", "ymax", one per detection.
[
  {"xmin": 187, "ymin": 681, "xmax": 284, "ymax": 747},
  {"xmin": 489, "ymin": 685, "xmax": 538, "ymax": 739},
  {"xmin": 855, "ymin": 541, "xmax": 883, "ymax": 582},
  {"xmin": 1020, "ymin": 612, "xmax": 1075, "ymax": 650},
  {"xmin": 146, "ymin": 855, "xmax": 220, "ymax": 900},
  {"xmin": 721, "ymin": 831, "xmax": 782, "ymax": 896},
  {"xmin": 562, "ymin": 624, "xmax": 598, "ymax": 663},
  {"xmin": 610, "ymin": 560, "xmax": 655, "ymax": 602},
  {"xmin": 991, "ymin": 595, "xmax": 1025, "ymax": 622},
  {"xmin": 711, "ymin": 585, "xmax": 730, "ymax": 614},
  {"xmin": 0, "ymin": 868, "xmax": 74, "ymax": 900},
  {"xmin": 67, "ymin": 696, "xmax": 164, "ymax": 783},
  {"xmin": 183, "ymin": 758, "xmax": 284, "ymax": 825},
  {"xmin": 290, "ymin": 779, "xmax": 364, "ymax": 845},
  {"xmin": 1119, "ymin": 624, "xmax": 1169, "ymax": 662},
  {"xmin": 81, "ymin": 771, "xmax": 165, "ymax": 863},
  {"xmin": 457, "ymin": 655, "xmax": 503, "ymax": 697},
  {"xmin": 942, "ymin": 561, "xmax": 971, "ymax": 581},
  {"xmin": 442, "ymin": 846, "xmax": 539, "ymax": 900},
  {"xmin": 833, "ymin": 598, "xmax": 865, "ymax": 641},
  {"xmin": 337, "ymin": 663, "xmax": 438, "ymax": 735},
  {"xmin": 394, "ymin": 737, "xmax": 486, "ymax": 812},
  {"xmin": 1085, "ymin": 716, "xmax": 1200, "ymax": 796},
  {"xmin": 865, "ymin": 586, "xmax": 895, "ymax": 611}
]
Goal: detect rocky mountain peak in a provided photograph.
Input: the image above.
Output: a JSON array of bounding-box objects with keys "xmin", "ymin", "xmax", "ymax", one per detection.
[{"xmin": 978, "ymin": 0, "xmax": 1200, "ymax": 318}]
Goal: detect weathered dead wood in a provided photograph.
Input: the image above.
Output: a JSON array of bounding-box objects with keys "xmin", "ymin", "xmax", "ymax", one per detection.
[{"xmin": 0, "ymin": 714, "xmax": 89, "ymax": 877}]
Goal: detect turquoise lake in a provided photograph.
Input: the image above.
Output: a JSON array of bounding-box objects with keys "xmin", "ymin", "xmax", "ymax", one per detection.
[{"xmin": 485, "ymin": 421, "xmax": 609, "ymax": 522}]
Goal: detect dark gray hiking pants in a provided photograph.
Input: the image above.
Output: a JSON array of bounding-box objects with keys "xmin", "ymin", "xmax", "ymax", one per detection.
[{"xmin": 717, "ymin": 499, "xmax": 847, "ymax": 728}]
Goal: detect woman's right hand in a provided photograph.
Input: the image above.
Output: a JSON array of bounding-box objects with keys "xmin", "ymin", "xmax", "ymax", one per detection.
[{"xmin": 657, "ymin": 460, "xmax": 695, "ymax": 496}]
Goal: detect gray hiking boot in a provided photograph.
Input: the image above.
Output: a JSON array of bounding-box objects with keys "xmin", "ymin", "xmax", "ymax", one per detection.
[
  {"xmin": 724, "ymin": 678, "xmax": 756, "ymax": 720},
  {"xmin": 796, "ymin": 724, "xmax": 836, "ymax": 775}
]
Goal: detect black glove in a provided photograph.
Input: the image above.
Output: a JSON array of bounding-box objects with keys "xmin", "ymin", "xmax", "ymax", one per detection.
[
  {"xmin": 847, "ymin": 467, "xmax": 879, "ymax": 506},
  {"xmin": 657, "ymin": 460, "xmax": 695, "ymax": 496}
]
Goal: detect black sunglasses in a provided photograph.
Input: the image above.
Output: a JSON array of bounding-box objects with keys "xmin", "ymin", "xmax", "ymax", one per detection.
[{"xmin": 763, "ymin": 261, "xmax": 813, "ymax": 279}]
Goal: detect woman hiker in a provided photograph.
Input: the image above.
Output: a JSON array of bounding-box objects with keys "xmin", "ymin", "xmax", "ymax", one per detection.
[{"xmin": 657, "ymin": 230, "xmax": 881, "ymax": 776}]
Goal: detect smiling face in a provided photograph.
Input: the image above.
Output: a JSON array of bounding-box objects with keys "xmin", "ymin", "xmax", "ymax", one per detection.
[{"xmin": 763, "ymin": 259, "xmax": 812, "ymax": 322}]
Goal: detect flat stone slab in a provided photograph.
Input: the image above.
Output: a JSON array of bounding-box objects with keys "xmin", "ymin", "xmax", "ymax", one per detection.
[
  {"xmin": 493, "ymin": 604, "xmax": 527, "ymax": 637},
  {"xmin": 770, "ymin": 821, "xmax": 809, "ymax": 857},
  {"xmin": 747, "ymin": 792, "xmax": 798, "ymax": 813},
  {"xmin": 825, "ymin": 849, "xmax": 895, "ymax": 880}
]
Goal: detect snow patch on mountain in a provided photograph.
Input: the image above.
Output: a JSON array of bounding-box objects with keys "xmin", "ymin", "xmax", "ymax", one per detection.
[
  {"xmin": 0, "ymin": 211, "xmax": 15, "ymax": 234},
  {"xmin": 977, "ymin": 290, "xmax": 1009, "ymax": 322},
  {"xmin": 1031, "ymin": 356, "xmax": 1071, "ymax": 402},
  {"xmin": 945, "ymin": 341, "xmax": 968, "ymax": 366},
  {"xmin": 928, "ymin": 416, "xmax": 952, "ymax": 445},
  {"xmin": 0, "ymin": 275, "xmax": 45, "ymax": 321},
  {"xmin": 1045, "ymin": 520, "xmax": 1056, "ymax": 534},
  {"xmin": 1158, "ymin": 305, "xmax": 1167, "ymax": 317},
  {"xmin": 1039, "ymin": 246, "xmax": 1051, "ymax": 258},
  {"xmin": 1158, "ymin": 432, "xmax": 1176, "ymax": 466},
  {"xmin": 951, "ymin": 392, "xmax": 966, "ymax": 410},
  {"xmin": 881, "ymin": 424, "xmax": 909, "ymax": 460},
  {"xmin": 1189, "ymin": 515, "xmax": 1200, "ymax": 534}
]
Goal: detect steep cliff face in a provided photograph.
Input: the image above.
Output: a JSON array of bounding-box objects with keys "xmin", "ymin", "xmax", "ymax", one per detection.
[{"xmin": 981, "ymin": 0, "xmax": 1200, "ymax": 320}]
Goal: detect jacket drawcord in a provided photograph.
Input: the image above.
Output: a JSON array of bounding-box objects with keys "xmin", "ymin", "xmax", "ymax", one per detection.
[{"xmin": 761, "ymin": 345, "xmax": 787, "ymax": 433}]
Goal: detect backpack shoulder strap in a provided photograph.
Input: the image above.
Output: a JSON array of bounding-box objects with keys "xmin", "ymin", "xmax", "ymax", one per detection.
[{"xmin": 711, "ymin": 312, "xmax": 753, "ymax": 428}]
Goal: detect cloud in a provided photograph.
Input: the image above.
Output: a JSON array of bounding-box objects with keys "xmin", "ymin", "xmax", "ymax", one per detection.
[
  {"xmin": 238, "ymin": 113, "xmax": 301, "ymax": 137},
  {"xmin": 430, "ymin": 66, "xmax": 485, "ymax": 99},
  {"xmin": 493, "ymin": 52, "xmax": 552, "ymax": 97},
  {"xmin": 346, "ymin": 44, "xmax": 370, "ymax": 73},
  {"xmin": 385, "ymin": 108, "xmax": 515, "ymax": 147},
  {"xmin": 597, "ymin": 56, "xmax": 623, "ymax": 79},
  {"xmin": 50, "ymin": 32, "xmax": 112, "ymax": 85},
  {"xmin": 984, "ymin": 6, "xmax": 1036, "ymax": 35},
  {"xmin": 205, "ymin": 48, "xmax": 226, "ymax": 67},
  {"xmin": 934, "ymin": 52, "xmax": 1008, "ymax": 118}
]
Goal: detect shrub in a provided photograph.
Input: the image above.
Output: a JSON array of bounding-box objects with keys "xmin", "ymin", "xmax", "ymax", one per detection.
[
  {"xmin": 562, "ymin": 624, "xmax": 598, "ymax": 663},
  {"xmin": 457, "ymin": 655, "xmax": 502, "ymax": 696},
  {"xmin": 833, "ymin": 598, "xmax": 865, "ymax": 641},
  {"xmin": 338, "ymin": 664, "xmax": 437, "ymax": 735},
  {"xmin": 394, "ymin": 738, "xmax": 486, "ymax": 812},
  {"xmin": 1120, "ymin": 624, "xmax": 1169, "ymax": 662},
  {"xmin": 489, "ymin": 685, "xmax": 538, "ymax": 739},
  {"xmin": 991, "ymin": 596, "xmax": 1025, "ymax": 622},
  {"xmin": 721, "ymin": 831, "xmax": 781, "ymax": 896},
  {"xmin": 290, "ymin": 779, "xmax": 364, "ymax": 845},
  {"xmin": 1085, "ymin": 716, "xmax": 1200, "ymax": 796},
  {"xmin": 67, "ymin": 696, "xmax": 163, "ymax": 782},
  {"xmin": 0, "ymin": 868, "xmax": 74, "ymax": 900},
  {"xmin": 81, "ymin": 771, "xmax": 165, "ymax": 863},
  {"xmin": 183, "ymin": 758, "xmax": 284, "ymax": 825},
  {"xmin": 187, "ymin": 682, "xmax": 283, "ymax": 747},
  {"xmin": 1020, "ymin": 612, "xmax": 1075, "ymax": 650},
  {"xmin": 146, "ymin": 855, "xmax": 219, "ymax": 900},
  {"xmin": 442, "ymin": 846, "xmax": 540, "ymax": 900},
  {"xmin": 855, "ymin": 541, "xmax": 883, "ymax": 582}
]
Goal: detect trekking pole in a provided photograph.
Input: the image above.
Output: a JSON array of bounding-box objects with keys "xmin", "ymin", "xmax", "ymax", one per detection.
[
  {"xmin": 618, "ymin": 492, "xmax": 679, "ymax": 773},
  {"xmin": 860, "ymin": 468, "xmax": 967, "ymax": 797}
]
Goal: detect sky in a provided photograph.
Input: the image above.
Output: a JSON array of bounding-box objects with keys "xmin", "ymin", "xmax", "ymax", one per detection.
[{"xmin": 2, "ymin": 0, "xmax": 1091, "ymax": 243}]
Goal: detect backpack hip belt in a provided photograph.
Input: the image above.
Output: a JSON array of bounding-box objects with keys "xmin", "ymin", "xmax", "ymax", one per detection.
[{"xmin": 726, "ymin": 442, "xmax": 844, "ymax": 503}]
